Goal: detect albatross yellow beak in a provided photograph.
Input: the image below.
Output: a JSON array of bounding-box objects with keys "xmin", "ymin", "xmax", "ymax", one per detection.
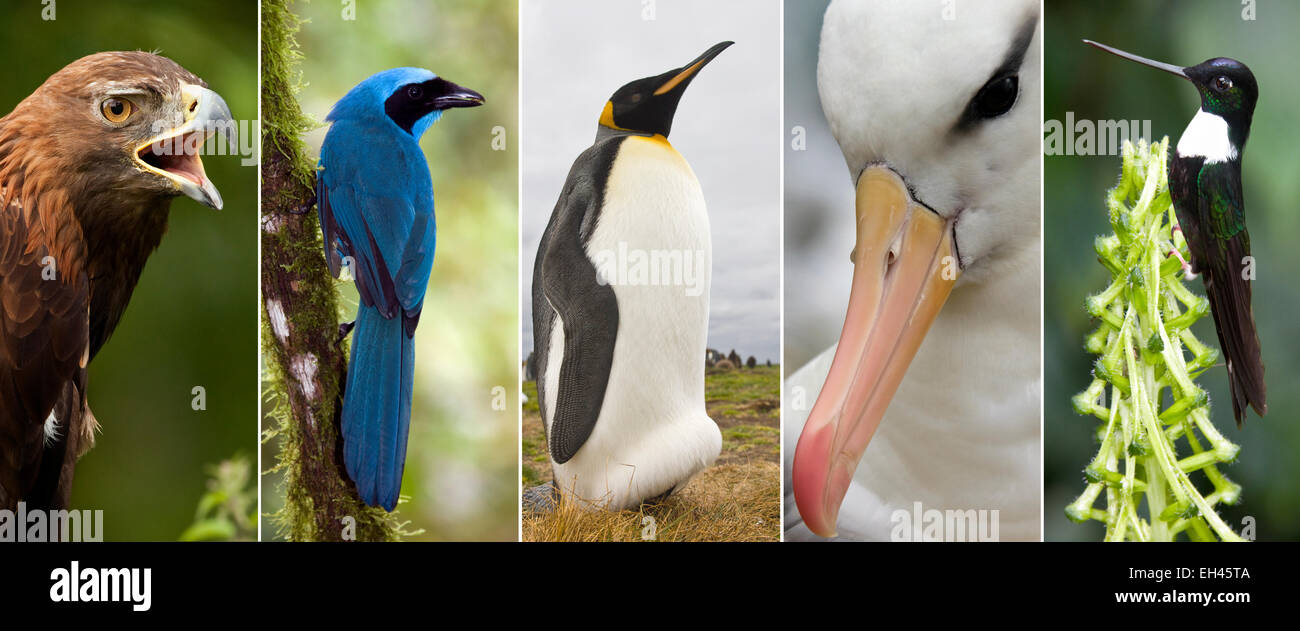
[{"xmin": 791, "ymin": 166, "xmax": 960, "ymax": 538}]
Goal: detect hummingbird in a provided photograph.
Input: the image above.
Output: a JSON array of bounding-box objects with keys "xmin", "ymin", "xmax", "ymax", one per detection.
[{"xmin": 1086, "ymin": 40, "xmax": 1265, "ymax": 427}]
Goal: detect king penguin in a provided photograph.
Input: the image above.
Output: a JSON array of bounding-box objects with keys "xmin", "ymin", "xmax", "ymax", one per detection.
[{"xmin": 531, "ymin": 41, "xmax": 732, "ymax": 511}]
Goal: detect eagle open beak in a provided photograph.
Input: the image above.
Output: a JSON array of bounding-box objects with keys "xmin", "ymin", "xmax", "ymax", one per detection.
[
  {"xmin": 791, "ymin": 166, "xmax": 960, "ymax": 538},
  {"xmin": 134, "ymin": 84, "xmax": 236, "ymax": 210}
]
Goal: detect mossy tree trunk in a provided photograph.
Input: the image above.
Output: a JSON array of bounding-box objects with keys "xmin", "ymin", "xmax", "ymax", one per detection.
[{"xmin": 260, "ymin": 0, "xmax": 396, "ymax": 542}]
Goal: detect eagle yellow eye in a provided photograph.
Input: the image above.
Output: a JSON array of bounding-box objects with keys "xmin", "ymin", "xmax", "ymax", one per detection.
[{"xmin": 100, "ymin": 98, "xmax": 134, "ymax": 123}]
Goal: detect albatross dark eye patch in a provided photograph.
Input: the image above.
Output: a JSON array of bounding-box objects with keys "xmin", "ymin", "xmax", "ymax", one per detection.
[{"xmin": 952, "ymin": 13, "xmax": 1037, "ymax": 133}]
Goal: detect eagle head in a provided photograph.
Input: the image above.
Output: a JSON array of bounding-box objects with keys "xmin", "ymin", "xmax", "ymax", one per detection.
[{"xmin": 0, "ymin": 51, "xmax": 236, "ymax": 211}]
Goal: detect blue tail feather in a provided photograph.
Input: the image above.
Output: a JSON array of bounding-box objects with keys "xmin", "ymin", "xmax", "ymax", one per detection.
[{"xmin": 341, "ymin": 305, "xmax": 415, "ymax": 511}]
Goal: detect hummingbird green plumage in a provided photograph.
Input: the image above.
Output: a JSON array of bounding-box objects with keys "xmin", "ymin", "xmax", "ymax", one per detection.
[{"xmin": 1086, "ymin": 40, "xmax": 1265, "ymax": 427}]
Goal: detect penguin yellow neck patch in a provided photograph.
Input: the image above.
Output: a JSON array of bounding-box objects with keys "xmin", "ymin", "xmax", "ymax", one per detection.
[
  {"xmin": 626, "ymin": 133, "xmax": 677, "ymax": 156},
  {"xmin": 599, "ymin": 101, "xmax": 626, "ymax": 130}
]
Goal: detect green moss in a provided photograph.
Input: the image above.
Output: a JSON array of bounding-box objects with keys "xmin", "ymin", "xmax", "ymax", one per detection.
[
  {"xmin": 260, "ymin": 0, "xmax": 319, "ymax": 191},
  {"xmin": 260, "ymin": 0, "xmax": 399, "ymax": 542}
]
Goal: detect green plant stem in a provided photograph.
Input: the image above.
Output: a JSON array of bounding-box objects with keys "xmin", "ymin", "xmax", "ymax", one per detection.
[{"xmin": 1068, "ymin": 138, "xmax": 1244, "ymax": 542}]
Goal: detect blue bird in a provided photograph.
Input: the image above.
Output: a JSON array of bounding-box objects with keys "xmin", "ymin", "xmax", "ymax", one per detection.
[{"xmin": 316, "ymin": 68, "xmax": 484, "ymax": 511}]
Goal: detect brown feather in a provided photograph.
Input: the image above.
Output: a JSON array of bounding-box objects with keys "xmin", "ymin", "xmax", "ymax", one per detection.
[{"xmin": 0, "ymin": 52, "xmax": 212, "ymax": 509}]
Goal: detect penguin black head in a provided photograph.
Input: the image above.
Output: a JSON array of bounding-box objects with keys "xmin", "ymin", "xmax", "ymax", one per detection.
[
  {"xmin": 599, "ymin": 41, "xmax": 733, "ymax": 138},
  {"xmin": 1084, "ymin": 41, "xmax": 1258, "ymax": 141}
]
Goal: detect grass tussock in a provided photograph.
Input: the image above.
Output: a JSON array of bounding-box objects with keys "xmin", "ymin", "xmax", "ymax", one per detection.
[
  {"xmin": 522, "ymin": 461, "xmax": 780, "ymax": 542},
  {"xmin": 521, "ymin": 365, "xmax": 781, "ymax": 541}
]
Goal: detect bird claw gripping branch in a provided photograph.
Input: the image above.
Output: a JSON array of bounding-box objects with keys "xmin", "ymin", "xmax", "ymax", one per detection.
[{"xmin": 1066, "ymin": 138, "xmax": 1246, "ymax": 542}]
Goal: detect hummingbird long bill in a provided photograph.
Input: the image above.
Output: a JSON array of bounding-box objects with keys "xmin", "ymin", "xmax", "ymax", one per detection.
[{"xmin": 1086, "ymin": 40, "xmax": 1267, "ymax": 426}]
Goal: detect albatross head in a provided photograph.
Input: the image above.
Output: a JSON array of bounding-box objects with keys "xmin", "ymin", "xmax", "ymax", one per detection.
[{"xmin": 792, "ymin": 0, "xmax": 1041, "ymax": 537}]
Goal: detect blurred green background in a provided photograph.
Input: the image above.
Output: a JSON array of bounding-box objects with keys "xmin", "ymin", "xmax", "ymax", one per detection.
[
  {"xmin": 0, "ymin": 1, "xmax": 259, "ymax": 540},
  {"xmin": 1046, "ymin": 0, "xmax": 1300, "ymax": 540},
  {"xmin": 259, "ymin": 0, "xmax": 518, "ymax": 541}
]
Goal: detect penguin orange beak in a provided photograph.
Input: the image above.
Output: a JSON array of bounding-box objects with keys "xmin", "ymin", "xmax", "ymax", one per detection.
[
  {"xmin": 791, "ymin": 166, "xmax": 960, "ymax": 538},
  {"xmin": 654, "ymin": 41, "xmax": 733, "ymax": 95}
]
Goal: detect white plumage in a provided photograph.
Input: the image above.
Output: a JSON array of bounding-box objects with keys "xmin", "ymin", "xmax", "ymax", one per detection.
[
  {"xmin": 545, "ymin": 136, "xmax": 720, "ymax": 510},
  {"xmin": 1177, "ymin": 109, "xmax": 1237, "ymax": 163},
  {"xmin": 43, "ymin": 411, "xmax": 59, "ymax": 446},
  {"xmin": 784, "ymin": 0, "xmax": 1043, "ymax": 541}
]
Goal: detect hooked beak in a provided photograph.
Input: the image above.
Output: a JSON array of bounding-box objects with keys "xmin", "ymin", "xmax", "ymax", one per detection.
[
  {"xmin": 1084, "ymin": 40, "xmax": 1188, "ymax": 80},
  {"xmin": 791, "ymin": 166, "xmax": 960, "ymax": 538},
  {"xmin": 432, "ymin": 79, "xmax": 485, "ymax": 109},
  {"xmin": 134, "ymin": 83, "xmax": 236, "ymax": 210},
  {"xmin": 654, "ymin": 41, "xmax": 734, "ymax": 95}
]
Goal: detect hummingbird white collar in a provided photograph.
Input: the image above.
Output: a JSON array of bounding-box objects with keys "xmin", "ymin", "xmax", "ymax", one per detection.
[{"xmin": 1177, "ymin": 108, "xmax": 1239, "ymax": 164}]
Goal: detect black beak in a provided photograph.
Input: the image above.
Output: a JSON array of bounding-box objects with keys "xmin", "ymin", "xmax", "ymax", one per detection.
[
  {"xmin": 1084, "ymin": 39, "xmax": 1189, "ymax": 80},
  {"xmin": 432, "ymin": 79, "xmax": 485, "ymax": 109}
]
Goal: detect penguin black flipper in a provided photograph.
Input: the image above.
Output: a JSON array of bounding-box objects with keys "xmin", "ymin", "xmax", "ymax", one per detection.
[
  {"xmin": 1190, "ymin": 161, "xmax": 1266, "ymax": 426},
  {"xmin": 534, "ymin": 137, "xmax": 625, "ymax": 464}
]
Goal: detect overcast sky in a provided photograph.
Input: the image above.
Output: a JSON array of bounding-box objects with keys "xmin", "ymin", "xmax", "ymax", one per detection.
[{"xmin": 520, "ymin": 0, "xmax": 781, "ymax": 364}]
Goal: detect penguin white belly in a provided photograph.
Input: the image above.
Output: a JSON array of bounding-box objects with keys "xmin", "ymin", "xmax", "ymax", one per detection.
[{"xmin": 549, "ymin": 136, "xmax": 721, "ymax": 510}]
